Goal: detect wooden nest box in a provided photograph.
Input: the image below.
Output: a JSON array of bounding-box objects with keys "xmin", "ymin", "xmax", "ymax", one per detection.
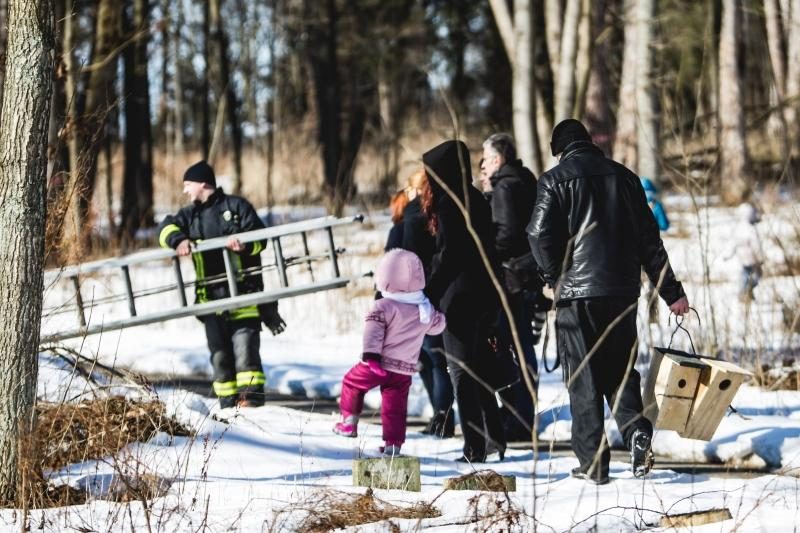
[{"xmin": 642, "ymin": 348, "xmax": 752, "ymax": 441}]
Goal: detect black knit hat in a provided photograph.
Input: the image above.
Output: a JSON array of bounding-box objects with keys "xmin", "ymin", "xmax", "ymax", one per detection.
[
  {"xmin": 183, "ymin": 161, "xmax": 216, "ymax": 187},
  {"xmin": 550, "ymin": 119, "xmax": 592, "ymax": 156}
]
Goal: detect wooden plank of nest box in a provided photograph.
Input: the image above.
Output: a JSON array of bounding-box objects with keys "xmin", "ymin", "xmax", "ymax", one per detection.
[
  {"xmin": 353, "ymin": 456, "xmax": 421, "ymax": 492},
  {"xmin": 682, "ymin": 359, "xmax": 753, "ymax": 441},
  {"xmin": 659, "ymin": 508, "xmax": 732, "ymax": 528}
]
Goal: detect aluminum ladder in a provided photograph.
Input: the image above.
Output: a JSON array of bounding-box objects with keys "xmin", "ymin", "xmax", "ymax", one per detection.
[{"xmin": 40, "ymin": 214, "xmax": 365, "ymax": 344}]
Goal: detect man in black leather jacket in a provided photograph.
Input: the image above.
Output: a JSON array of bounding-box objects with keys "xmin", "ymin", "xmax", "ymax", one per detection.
[{"xmin": 527, "ymin": 119, "xmax": 690, "ymax": 484}]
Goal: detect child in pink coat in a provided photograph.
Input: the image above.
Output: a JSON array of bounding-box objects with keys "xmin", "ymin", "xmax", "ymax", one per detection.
[{"xmin": 333, "ymin": 249, "xmax": 446, "ymax": 455}]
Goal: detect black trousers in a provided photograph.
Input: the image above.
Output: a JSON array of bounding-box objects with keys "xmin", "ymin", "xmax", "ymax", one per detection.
[
  {"xmin": 556, "ymin": 296, "xmax": 652, "ymax": 476},
  {"xmin": 204, "ymin": 316, "xmax": 264, "ymax": 400},
  {"xmin": 444, "ymin": 303, "xmax": 506, "ymax": 460}
]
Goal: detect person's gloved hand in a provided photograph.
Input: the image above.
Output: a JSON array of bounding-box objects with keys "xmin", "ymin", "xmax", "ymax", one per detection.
[
  {"xmin": 367, "ymin": 359, "xmax": 388, "ymax": 377},
  {"xmin": 263, "ymin": 311, "xmax": 287, "ymax": 336}
]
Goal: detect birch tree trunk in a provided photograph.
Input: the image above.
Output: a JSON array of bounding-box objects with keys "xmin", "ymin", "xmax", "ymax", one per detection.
[
  {"xmin": 635, "ymin": 0, "xmax": 659, "ymax": 181},
  {"xmin": 512, "ymin": 0, "xmax": 538, "ymax": 173},
  {"xmin": 572, "ymin": 0, "xmax": 592, "ymax": 118},
  {"xmin": 489, "ymin": 0, "xmax": 540, "ymax": 174},
  {"xmin": 785, "ymin": 0, "xmax": 800, "ymax": 156},
  {"xmin": 764, "ymin": 0, "xmax": 790, "ymax": 145},
  {"xmin": 613, "ymin": 0, "xmax": 638, "ymax": 169},
  {"xmin": 718, "ymin": 0, "xmax": 750, "ymax": 204},
  {"xmin": 554, "ymin": 0, "xmax": 581, "ymax": 122},
  {"xmin": 544, "ymin": 0, "xmax": 562, "ymax": 86},
  {"xmin": 0, "ymin": 0, "xmax": 53, "ymax": 504}
]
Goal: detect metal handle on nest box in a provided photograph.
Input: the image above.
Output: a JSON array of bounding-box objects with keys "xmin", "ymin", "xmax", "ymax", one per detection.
[{"xmin": 667, "ymin": 306, "xmax": 702, "ymax": 355}]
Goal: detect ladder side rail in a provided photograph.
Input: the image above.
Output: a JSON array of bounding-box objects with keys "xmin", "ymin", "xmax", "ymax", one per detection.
[
  {"xmin": 40, "ymin": 278, "xmax": 354, "ymax": 344},
  {"xmin": 45, "ymin": 215, "xmax": 363, "ymax": 281}
]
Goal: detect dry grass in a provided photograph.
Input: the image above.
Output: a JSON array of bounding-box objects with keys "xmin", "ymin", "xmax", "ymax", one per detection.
[
  {"xmin": 8, "ymin": 397, "xmax": 191, "ymax": 509},
  {"xmin": 34, "ymin": 397, "xmax": 192, "ymax": 471},
  {"xmin": 447, "ymin": 470, "xmax": 514, "ymax": 492},
  {"xmin": 755, "ymin": 361, "xmax": 800, "ymax": 391},
  {"xmin": 291, "ymin": 488, "xmax": 440, "ymax": 532},
  {"xmin": 464, "ymin": 491, "xmax": 524, "ymax": 531}
]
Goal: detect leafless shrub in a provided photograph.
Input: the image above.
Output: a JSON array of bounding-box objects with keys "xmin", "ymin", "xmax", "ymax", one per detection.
[
  {"xmin": 34, "ymin": 397, "xmax": 191, "ymax": 471},
  {"xmin": 288, "ymin": 487, "xmax": 440, "ymax": 532},
  {"xmin": 464, "ymin": 490, "xmax": 523, "ymax": 532}
]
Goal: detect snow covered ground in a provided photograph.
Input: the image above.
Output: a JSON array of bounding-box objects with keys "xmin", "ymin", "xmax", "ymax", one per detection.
[{"xmin": 5, "ymin": 196, "xmax": 800, "ymax": 531}]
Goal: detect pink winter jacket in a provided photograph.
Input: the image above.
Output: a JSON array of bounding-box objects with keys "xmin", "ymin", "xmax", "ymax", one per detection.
[{"xmin": 362, "ymin": 249, "xmax": 446, "ymax": 375}]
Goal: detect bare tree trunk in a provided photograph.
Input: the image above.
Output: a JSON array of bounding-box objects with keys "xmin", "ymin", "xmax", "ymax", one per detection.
[
  {"xmin": 156, "ymin": 0, "xmax": 170, "ymax": 139},
  {"xmin": 635, "ymin": 0, "xmax": 659, "ymax": 181},
  {"xmin": 613, "ymin": 0, "xmax": 638, "ymax": 169},
  {"xmin": 584, "ymin": 0, "xmax": 615, "ymax": 155},
  {"xmin": 46, "ymin": 0, "xmax": 68, "ymax": 228},
  {"xmin": 573, "ymin": 0, "xmax": 592, "ymax": 118},
  {"xmin": 120, "ymin": 0, "xmax": 154, "ymax": 242},
  {"xmin": 490, "ymin": 0, "xmax": 540, "ymax": 174},
  {"xmin": 0, "ymin": 0, "xmax": 53, "ymax": 504},
  {"xmin": 780, "ymin": 0, "xmax": 791, "ymax": 41},
  {"xmin": 0, "ymin": 0, "xmax": 7, "ymax": 121},
  {"xmin": 785, "ymin": 0, "xmax": 800, "ymax": 157},
  {"xmin": 211, "ymin": 0, "xmax": 243, "ymax": 195},
  {"xmin": 201, "ymin": 0, "xmax": 211, "ymax": 158},
  {"xmin": 173, "ymin": 0, "xmax": 185, "ymax": 159},
  {"xmin": 265, "ymin": 0, "xmax": 277, "ymax": 219},
  {"xmin": 238, "ymin": 0, "xmax": 258, "ymax": 148},
  {"xmin": 718, "ymin": 0, "xmax": 750, "ymax": 204},
  {"xmin": 765, "ymin": 0, "xmax": 787, "ymax": 95},
  {"xmin": 554, "ymin": 0, "xmax": 581, "ymax": 122},
  {"xmin": 533, "ymin": 2, "xmax": 555, "ymax": 169},
  {"xmin": 764, "ymin": 0, "xmax": 790, "ymax": 147},
  {"xmin": 64, "ymin": 0, "xmax": 120, "ymax": 260},
  {"xmin": 52, "ymin": 0, "xmax": 80, "ymax": 264},
  {"xmin": 545, "ymin": 0, "xmax": 562, "ymax": 85},
  {"xmin": 307, "ymin": 0, "xmax": 343, "ymax": 211},
  {"xmin": 377, "ymin": 59, "xmax": 397, "ymax": 191}
]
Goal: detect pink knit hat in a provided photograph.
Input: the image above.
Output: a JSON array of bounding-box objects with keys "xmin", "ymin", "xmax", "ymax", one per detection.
[{"xmin": 375, "ymin": 249, "xmax": 426, "ymax": 293}]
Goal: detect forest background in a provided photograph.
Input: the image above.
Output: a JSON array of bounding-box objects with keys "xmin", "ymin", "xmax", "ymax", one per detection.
[{"xmin": 0, "ymin": 0, "xmax": 796, "ymax": 265}]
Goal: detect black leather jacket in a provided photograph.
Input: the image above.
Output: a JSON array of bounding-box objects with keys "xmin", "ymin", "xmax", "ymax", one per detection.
[{"xmin": 526, "ymin": 141, "xmax": 685, "ymax": 304}]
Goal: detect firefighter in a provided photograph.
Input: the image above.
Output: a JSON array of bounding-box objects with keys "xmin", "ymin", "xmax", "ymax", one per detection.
[{"xmin": 158, "ymin": 161, "xmax": 285, "ymax": 408}]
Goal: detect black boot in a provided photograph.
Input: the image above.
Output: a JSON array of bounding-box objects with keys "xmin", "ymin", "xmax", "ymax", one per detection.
[{"xmin": 630, "ymin": 429, "xmax": 654, "ymax": 478}]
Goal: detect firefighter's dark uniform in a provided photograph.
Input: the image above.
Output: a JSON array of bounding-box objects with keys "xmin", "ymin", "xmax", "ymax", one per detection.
[{"xmin": 159, "ymin": 168, "xmax": 269, "ymax": 407}]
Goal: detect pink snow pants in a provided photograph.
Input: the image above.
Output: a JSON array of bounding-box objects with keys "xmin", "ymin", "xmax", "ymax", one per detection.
[{"xmin": 339, "ymin": 363, "xmax": 412, "ymax": 446}]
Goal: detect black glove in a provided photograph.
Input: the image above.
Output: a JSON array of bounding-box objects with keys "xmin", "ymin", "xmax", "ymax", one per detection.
[{"xmin": 258, "ymin": 302, "xmax": 287, "ymax": 336}]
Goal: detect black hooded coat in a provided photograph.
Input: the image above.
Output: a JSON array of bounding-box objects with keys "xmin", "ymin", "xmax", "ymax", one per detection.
[
  {"xmin": 422, "ymin": 140, "xmax": 505, "ymax": 461},
  {"xmin": 423, "ymin": 140, "xmax": 499, "ymax": 313}
]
